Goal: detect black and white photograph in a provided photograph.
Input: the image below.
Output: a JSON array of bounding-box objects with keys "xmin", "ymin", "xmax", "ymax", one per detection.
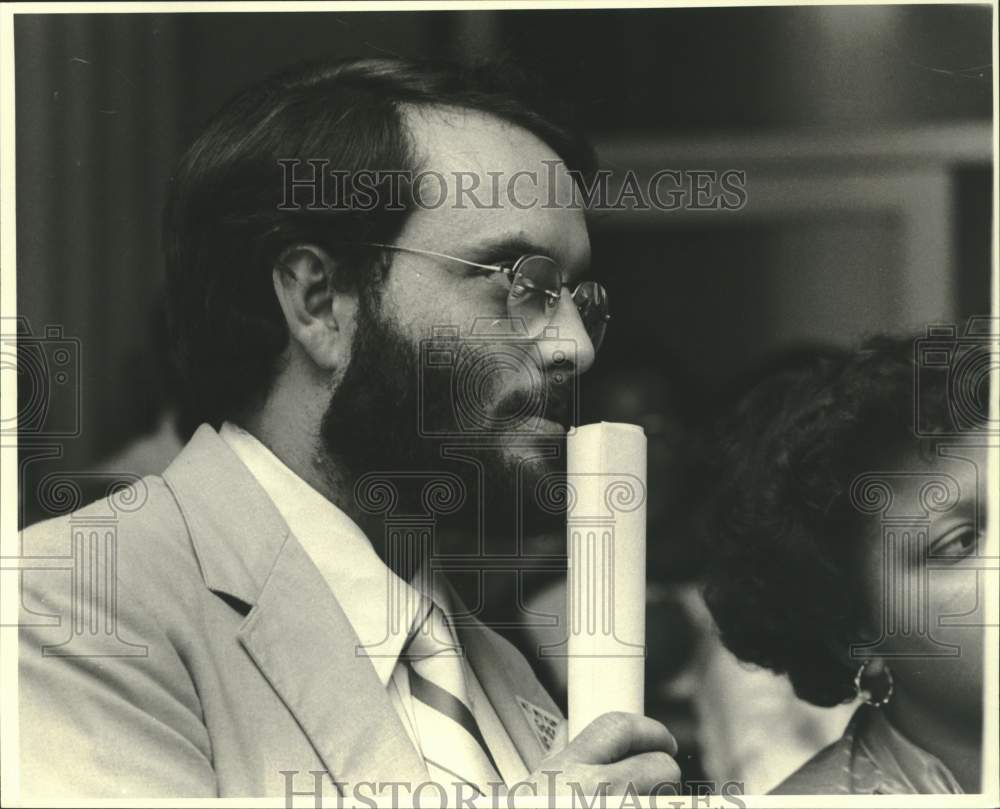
[{"xmin": 1, "ymin": 1, "xmax": 997, "ymax": 805}]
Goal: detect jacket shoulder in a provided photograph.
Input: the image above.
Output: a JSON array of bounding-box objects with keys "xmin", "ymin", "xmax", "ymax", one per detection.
[
  {"xmin": 20, "ymin": 475, "xmax": 204, "ymax": 611},
  {"xmin": 18, "ymin": 476, "xmax": 217, "ymax": 797}
]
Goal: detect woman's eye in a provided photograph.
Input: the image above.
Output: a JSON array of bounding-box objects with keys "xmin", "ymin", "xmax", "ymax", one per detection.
[{"xmin": 931, "ymin": 526, "xmax": 979, "ymax": 561}]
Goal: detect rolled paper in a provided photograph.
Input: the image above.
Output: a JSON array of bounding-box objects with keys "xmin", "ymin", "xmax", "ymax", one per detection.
[{"xmin": 566, "ymin": 422, "xmax": 647, "ymax": 740}]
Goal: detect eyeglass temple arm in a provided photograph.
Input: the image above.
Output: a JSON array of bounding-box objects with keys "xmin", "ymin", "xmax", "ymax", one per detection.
[
  {"xmin": 356, "ymin": 242, "xmax": 509, "ymax": 276},
  {"xmin": 351, "ymin": 242, "xmax": 605, "ymax": 320}
]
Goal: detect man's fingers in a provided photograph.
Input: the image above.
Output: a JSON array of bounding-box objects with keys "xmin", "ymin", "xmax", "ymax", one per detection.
[
  {"xmin": 531, "ymin": 715, "xmax": 680, "ymax": 797},
  {"xmin": 603, "ymin": 750, "xmax": 682, "ymax": 794},
  {"xmin": 569, "ymin": 712, "xmax": 677, "ymax": 764}
]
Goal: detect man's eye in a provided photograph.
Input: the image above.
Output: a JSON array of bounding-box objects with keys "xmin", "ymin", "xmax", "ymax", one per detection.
[
  {"xmin": 475, "ymin": 259, "xmax": 517, "ymax": 281},
  {"xmin": 930, "ymin": 526, "xmax": 979, "ymax": 561}
]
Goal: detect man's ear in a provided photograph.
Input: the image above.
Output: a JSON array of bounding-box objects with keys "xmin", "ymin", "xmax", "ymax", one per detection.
[{"xmin": 272, "ymin": 245, "xmax": 358, "ymax": 372}]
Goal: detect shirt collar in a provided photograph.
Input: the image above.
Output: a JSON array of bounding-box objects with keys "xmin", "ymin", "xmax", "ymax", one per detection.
[{"xmin": 219, "ymin": 421, "xmax": 428, "ymax": 686}]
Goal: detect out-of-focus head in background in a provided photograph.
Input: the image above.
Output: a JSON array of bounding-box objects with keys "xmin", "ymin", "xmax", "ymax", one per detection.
[{"xmin": 702, "ymin": 334, "xmax": 989, "ymax": 792}]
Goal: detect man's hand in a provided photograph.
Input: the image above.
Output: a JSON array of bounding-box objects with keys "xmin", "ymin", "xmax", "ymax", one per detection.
[{"xmin": 526, "ymin": 712, "xmax": 680, "ymax": 795}]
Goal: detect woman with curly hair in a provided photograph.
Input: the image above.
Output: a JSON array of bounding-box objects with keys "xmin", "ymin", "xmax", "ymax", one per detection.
[{"xmin": 702, "ymin": 335, "xmax": 987, "ymax": 794}]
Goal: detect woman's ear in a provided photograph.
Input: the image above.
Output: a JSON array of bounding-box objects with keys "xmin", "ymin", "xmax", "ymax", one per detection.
[
  {"xmin": 272, "ymin": 245, "xmax": 358, "ymax": 372},
  {"xmin": 824, "ymin": 635, "xmax": 867, "ymax": 675},
  {"xmin": 824, "ymin": 633, "xmax": 889, "ymax": 694}
]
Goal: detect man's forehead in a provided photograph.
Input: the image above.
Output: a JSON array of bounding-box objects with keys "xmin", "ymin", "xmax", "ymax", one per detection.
[
  {"xmin": 400, "ymin": 104, "xmax": 591, "ymax": 267},
  {"xmin": 405, "ymin": 104, "xmax": 557, "ymax": 169}
]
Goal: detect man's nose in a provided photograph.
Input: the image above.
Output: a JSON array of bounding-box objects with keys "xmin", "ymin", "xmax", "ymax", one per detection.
[{"xmin": 540, "ymin": 287, "xmax": 596, "ymax": 376}]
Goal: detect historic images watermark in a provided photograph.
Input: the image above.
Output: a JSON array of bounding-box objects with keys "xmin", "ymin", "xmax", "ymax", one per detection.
[
  {"xmin": 845, "ymin": 318, "xmax": 999, "ymax": 665},
  {"xmin": 351, "ymin": 318, "xmax": 583, "ymax": 658},
  {"xmin": 278, "ymin": 159, "xmax": 748, "ymax": 213},
  {"xmin": 417, "ymin": 318, "xmax": 579, "ymax": 440},
  {"xmin": 281, "ymin": 770, "xmax": 747, "ymax": 808},
  {"xmin": 3, "ymin": 316, "xmax": 150, "ymax": 656},
  {"xmin": 914, "ymin": 317, "xmax": 999, "ymax": 437},
  {"xmin": 351, "ymin": 318, "xmax": 655, "ymax": 668},
  {"xmin": 848, "ymin": 467, "xmax": 983, "ymax": 661},
  {"xmin": 1, "ymin": 316, "xmax": 81, "ymax": 442},
  {"xmin": 6, "ymin": 472, "xmax": 151, "ymax": 658}
]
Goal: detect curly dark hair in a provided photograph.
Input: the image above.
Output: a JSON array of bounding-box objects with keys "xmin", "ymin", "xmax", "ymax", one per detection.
[{"xmin": 701, "ymin": 333, "xmax": 986, "ymax": 706}]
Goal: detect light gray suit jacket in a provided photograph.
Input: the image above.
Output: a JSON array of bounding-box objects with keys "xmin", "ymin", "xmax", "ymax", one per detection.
[{"xmin": 19, "ymin": 425, "xmax": 562, "ymax": 798}]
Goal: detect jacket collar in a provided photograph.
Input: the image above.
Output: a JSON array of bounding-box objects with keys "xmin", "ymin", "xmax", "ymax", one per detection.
[
  {"xmin": 217, "ymin": 421, "xmax": 420, "ymax": 686},
  {"xmin": 162, "ymin": 423, "xmax": 288, "ymax": 606}
]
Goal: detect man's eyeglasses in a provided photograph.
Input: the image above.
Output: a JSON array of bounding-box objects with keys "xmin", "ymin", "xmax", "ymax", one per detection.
[{"xmin": 354, "ymin": 243, "xmax": 609, "ymax": 352}]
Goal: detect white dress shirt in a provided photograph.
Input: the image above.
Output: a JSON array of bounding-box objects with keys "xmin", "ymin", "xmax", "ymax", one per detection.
[{"xmin": 219, "ymin": 422, "xmax": 529, "ymax": 786}]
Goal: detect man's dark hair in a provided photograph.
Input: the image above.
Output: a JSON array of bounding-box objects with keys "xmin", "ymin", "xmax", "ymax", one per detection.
[
  {"xmin": 164, "ymin": 57, "xmax": 596, "ymax": 427},
  {"xmin": 701, "ymin": 334, "xmax": 986, "ymax": 707}
]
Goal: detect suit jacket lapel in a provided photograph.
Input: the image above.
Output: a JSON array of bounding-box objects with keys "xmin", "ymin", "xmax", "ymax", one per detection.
[
  {"xmin": 163, "ymin": 425, "xmax": 428, "ymax": 789},
  {"xmin": 237, "ymin": 534, "xmax": 428, "ymax": 788}
]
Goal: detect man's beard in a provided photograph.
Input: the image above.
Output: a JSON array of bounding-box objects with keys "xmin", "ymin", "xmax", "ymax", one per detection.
[{"xmin": 319, "ymin": 295, "xmax": 567, "ymax": 558}]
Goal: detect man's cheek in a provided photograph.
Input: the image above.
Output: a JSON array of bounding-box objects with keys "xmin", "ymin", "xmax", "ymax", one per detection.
[{"xmin": 385, "ymin": 275, "xmax": 458, "ymax": 340}]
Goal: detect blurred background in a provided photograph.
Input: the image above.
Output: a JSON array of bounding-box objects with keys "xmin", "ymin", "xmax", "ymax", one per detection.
[{"xmin": 12, "ymin": 4, "xmax": 994, "ymax": 794}]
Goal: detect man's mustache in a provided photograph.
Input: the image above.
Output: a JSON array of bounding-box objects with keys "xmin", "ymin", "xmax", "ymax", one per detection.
[{"xmin": 489, "ymin": 378, "xmax": 574, "ymax": 431}]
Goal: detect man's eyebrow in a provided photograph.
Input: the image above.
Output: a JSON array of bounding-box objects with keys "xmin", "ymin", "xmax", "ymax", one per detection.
[
  {"xmin": 460, "ymin": 234, "xmax": 591, "ymax": 281},
  {"xmin": 461, "ymin": 234, "xmax": 551, "ymax": 262}
]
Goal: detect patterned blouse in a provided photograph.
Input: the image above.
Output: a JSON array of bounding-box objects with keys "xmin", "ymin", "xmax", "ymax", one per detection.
[{"xmin": 771, "ymin": 704, "xmax": 964, "ymax": 794}]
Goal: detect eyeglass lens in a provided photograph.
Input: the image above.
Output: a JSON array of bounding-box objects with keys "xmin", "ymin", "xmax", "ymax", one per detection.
[{"xmin": 507, "ymin": 256, "xmax": 608, "ymax": 351}]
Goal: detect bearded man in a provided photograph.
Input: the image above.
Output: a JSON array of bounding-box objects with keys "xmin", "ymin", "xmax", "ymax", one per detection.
[{"xmin": 19, "ymin": 58, "xmax": 678, "ymax": 799}]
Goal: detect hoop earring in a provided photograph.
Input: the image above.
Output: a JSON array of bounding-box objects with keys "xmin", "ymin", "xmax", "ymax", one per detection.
[{"xmin": 854, "ymin": 660, "xmax": 894, "ymax": 707}]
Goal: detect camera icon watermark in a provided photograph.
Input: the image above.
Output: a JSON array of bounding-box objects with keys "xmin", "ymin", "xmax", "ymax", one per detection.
[
  {"xmin": 417, "ymin": 317, "xmax": 578, "ymax": 439},
  {"xmin": 914, "ymin": 317, "xmax": 999, "ymax": 437},
  {"xmin": 1, "ymin": 316, "xmax": 82, "ymax": 440}
]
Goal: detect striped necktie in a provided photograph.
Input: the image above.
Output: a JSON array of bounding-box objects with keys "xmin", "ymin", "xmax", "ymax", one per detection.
[{"xmin": 402, "ymin": 599, "xmax": 502, "ymax": 796}]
